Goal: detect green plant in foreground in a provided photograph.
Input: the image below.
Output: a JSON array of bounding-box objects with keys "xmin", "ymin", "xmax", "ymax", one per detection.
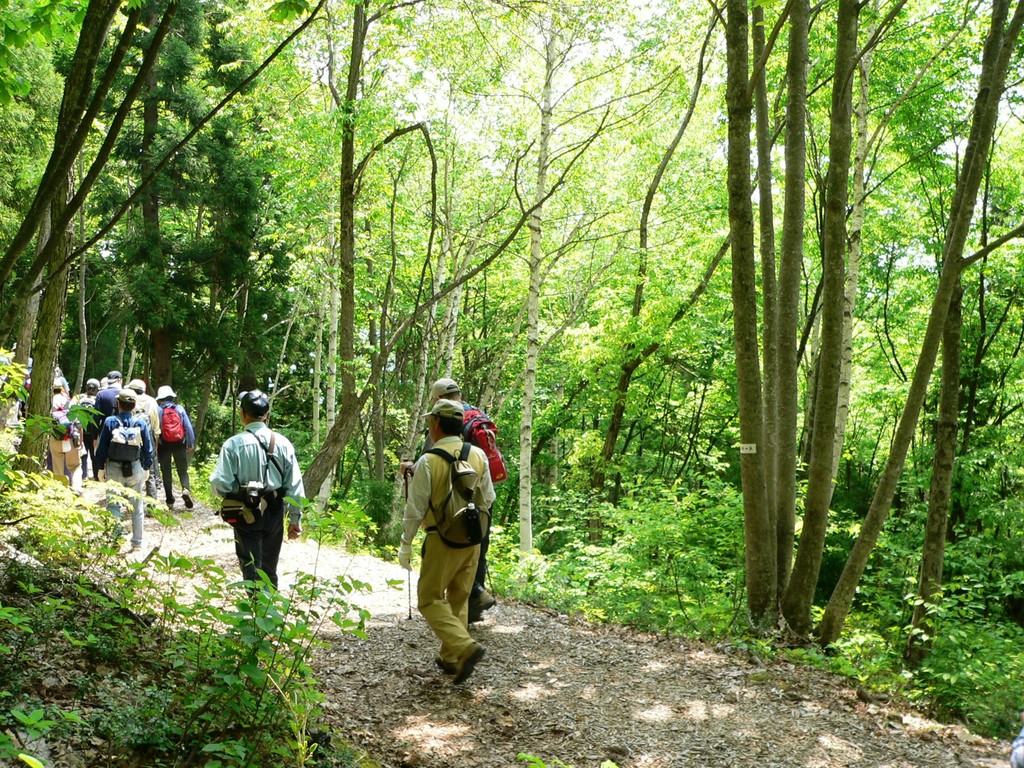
[
  {"xmin": 519, "ymin": 754, "xmax": 620, "ymax": 768},
  {"xmin": 0, "ymin": 462, "xmax": 373, "ymax": 766}
]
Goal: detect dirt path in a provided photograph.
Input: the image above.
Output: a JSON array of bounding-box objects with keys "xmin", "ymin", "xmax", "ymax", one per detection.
[{"xmin": 146, "ymin": 502, "xmax": 1010, "ymax": 768}]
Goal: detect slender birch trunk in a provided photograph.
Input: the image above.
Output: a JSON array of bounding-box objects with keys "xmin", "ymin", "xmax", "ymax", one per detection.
[
  {"xmin": 833, "ymin": 40, "xmax": 873, "ymax": 478},
  {"xmin": 520, "ymin": 27, "xmax": 556, "ymax": 553}
]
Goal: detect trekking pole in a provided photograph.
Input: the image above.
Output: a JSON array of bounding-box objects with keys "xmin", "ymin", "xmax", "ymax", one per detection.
[{"xmin": 402, "ymin": 461, "xmax": 413, "ymax": 620}]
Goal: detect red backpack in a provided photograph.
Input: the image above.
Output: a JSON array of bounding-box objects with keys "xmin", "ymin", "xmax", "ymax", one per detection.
[
  {"xmin": 462, "ymin": 405, "xmax": 507, "ymax": 483},
  {"xmin": 161, "ymin": 404, "xmax": 185, "ymax": 443}
]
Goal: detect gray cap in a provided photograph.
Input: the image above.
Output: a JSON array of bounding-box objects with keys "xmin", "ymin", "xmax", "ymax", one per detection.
[
  {"xmin": 116, "ymin": 388, "xmax": 137, "ymax": 406},
  {"xmin": 429, "ymin": 377, "xmax": 461, "ymax": 400}
]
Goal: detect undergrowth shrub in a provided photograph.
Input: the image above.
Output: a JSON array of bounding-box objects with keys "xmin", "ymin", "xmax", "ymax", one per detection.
[
  {"xmin": 897, "ymin": 570, "xmax": 1024, "ymax": 736},
  {"xmin": 491, "ymin": 480, "xmax": 746, "ymax": 638},
  {"xmin": 0, "ymin": 467, "xmax": 371, "ymax": 766}
]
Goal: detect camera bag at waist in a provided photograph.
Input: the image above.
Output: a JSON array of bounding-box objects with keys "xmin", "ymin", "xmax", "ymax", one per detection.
[{"xmin": 220, "ymin": 485, "xmax": 283, "ymax": 526}]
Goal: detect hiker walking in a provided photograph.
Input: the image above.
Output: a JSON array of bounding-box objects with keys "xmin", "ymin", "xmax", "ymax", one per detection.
[
  {"xmin": 398, "ymin": 398, "xmax": 496, "ymax": 683},
  {"xmin": 78, "ymin": 378, "xmax": 101, "ymax": 479},
  {"xmin": 400, "ymin": 377, "xmax": 506, "ymax": 623},
  {"xmin": 95, "ymin": 388, "xmax": 154, "ymax": 552},
  {"xmin": 155, "ymin": 385, "xmax": 196, "ymax": 509},
  {"xmin": 127, "ymin": 379, "xmax": 162, "ymax": 500},
  {"xmin": 210, "ymin": 390, "xmax": 304, "ymax": 589},
  {"xmin": 94, "ymin": 371, "xmax": 123, "ymax": 420},
  {"xmin": 49, "ymin": 378, "xmax": 83, "ymax": 493}
]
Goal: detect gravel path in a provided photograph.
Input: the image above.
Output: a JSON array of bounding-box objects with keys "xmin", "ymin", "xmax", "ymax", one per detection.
[{"xmin": 146, "ymin": 501, "xmax": 1011, "ymax": 768}]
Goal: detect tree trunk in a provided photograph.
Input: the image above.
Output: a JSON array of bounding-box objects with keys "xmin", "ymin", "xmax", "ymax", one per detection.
[
  {"xmin": 438, "ymin": 160, "xmax": 465, "ymax": 378},
  {"xmin": 905, "ymin": 279, "xmax": 962, "ymax": 665},
  {"xmin": 312, "ymin": 281, "xmax": 326, "ymax": 445},
  {"xmin": 819, "ymin": 0, "xmax": 1024, "ymax": 645},
  {"xmin": 319, "ymin": 239, "xmax": 340, "ymax": 503},
  {"xmin": 833, "ymin": 41, "xmax": 873, "ymax": 478},
  {"xmin": 74, "ymin": 158, "xmax": 89, "ymax": 394},
  {"xmin": 753, "ymin": 0, "xmax": 780, "ymax": 589},
  {"xmin": 725, "ymin": 0, "xmax": 774, "ymax": 625},
  {"xmin": 141, "ymin": 4, "xmax": 172, "ymax": 388},
  {"xmin": 17, "ymin": 177, "xmax": 74, "ymax": 471},
  {"xmin": 773, "ymin": 0, "xmax": 810, "ymax": 597},
  {"xmin": 782, "ymin": 0, "xmax": 858, "ymax": 636},
  {"xmin": 520, "ymin": 26, "xmax": 556, "ymax": 553},
  {"xmin": 304, "ymin": 2, "xmax": 368, "ymax": 500}
]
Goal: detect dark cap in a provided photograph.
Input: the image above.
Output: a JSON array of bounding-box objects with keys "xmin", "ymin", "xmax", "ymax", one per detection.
[
  {"xmin": 239, "ymin": 389, "xmax": 270, "ymax": 418},
  {"xmin": 107, "ymin": 370, "xmax": 123, "ymax": 382}
]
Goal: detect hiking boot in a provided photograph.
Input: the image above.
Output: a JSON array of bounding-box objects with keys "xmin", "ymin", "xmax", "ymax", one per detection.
[
  {"xmin": 468, "ymin": 589, "xmax": 496, "ymax": 624},
  {"xmin": 434, "ymin": 657, "xmax": 457, "ymax": 675},
  {"xmin": 182, "ymin": 489, "xmax": 194, "ymax": 509},
  {"xmin": 453, "ymin": 644, "xmax": 485, "ymax": 684},
  {"xmin": 166, "ymin": 496, "xmax": 175, "ymax": 509}
]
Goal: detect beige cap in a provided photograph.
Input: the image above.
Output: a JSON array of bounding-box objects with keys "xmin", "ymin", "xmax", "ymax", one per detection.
[{"xmin": 422, "ymin": 398, "xmax": 464, "ymax": 420}]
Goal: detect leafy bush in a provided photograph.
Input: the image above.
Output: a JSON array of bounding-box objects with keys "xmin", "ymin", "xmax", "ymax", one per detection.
[
  {"xmin": 0, "ymin": 463, "xmax": 370, "ymax": 766},
  {"xmin": 491, "ymin": 479, "xmax": 746, "ymax": 639}
]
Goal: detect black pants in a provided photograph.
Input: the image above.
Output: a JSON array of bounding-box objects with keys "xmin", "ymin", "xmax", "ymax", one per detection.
[
  {"xmin": 85, "ymin": 438, "xmax": 98, "ymax": 479},
  {"xmin": 232, "ymin": 494, "xmax": 286, "ymax": 589},
  {"xmin": 159, "ymin": 441, "xmax": 191, "ymax": 503},
  {"xmin": 473, "ymin": 532, "xmax": 489, "ymax": 596}
]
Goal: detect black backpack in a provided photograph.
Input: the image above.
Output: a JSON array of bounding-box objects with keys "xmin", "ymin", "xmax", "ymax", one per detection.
[{"xmin": 427, "ymin": 442, "xmax": 488, "ymax": 548}]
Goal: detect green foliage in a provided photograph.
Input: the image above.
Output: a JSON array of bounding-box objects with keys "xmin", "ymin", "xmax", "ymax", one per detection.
[
  {"xmin": 519, "ymin": 754, "xmax": 620, "ymax": 768},
  {"xmin": 0, "ymin": 0, "xmax": 83, "ymax": 104},
  {"xmin": 907, "ymin": 610, "xmax": 1024, "ymax": 735},
  {"xmin": 303, "ymin": 492, "xmax": 377, "ymax": 550},
  {"xmin": 0, "ymin": 462, "xmax": 370, "ymax": 766},
  {"xmin": 492, "ymin": 479, "xmax": 746, "ymax": 638}
]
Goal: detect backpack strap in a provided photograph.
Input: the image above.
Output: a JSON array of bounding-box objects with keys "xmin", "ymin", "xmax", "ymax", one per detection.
[
  {"xmin": 425, "ymin": 442, "xmax": 472, "ymax": 516},
  {"xmin": 246, "ymin": 429, "xmax": 285, "ymax": 491},
  {"xmin": 426, "ymin": 441, "xmax": 471, "ymax": 470}
]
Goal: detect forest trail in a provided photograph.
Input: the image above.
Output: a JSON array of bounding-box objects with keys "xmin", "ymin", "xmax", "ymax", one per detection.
[{"xmin": 145, "ymin": 500, "xmax": 1009, "ymax": 768}]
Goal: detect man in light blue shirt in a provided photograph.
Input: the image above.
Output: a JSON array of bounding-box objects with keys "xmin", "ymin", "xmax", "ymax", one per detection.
[{"xmin": 210, "ymin": 390, "xmax": 304, "ymax": 589}]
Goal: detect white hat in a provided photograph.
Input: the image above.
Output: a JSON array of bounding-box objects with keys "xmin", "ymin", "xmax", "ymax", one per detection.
[{"xmin": 156, "ymin": 385, "xmax": 176, "ymax": 400}]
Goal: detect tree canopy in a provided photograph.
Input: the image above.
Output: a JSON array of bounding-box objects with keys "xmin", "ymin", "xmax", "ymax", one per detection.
[{"xmin": 5, "ymin": 0, "xmax": 1024, "ymax": 744}]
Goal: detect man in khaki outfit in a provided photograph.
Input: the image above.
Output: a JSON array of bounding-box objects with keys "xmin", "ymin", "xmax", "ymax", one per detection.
[{"xmin": 398, "ymin": 399, "xmax": 495, "ymax": 683}]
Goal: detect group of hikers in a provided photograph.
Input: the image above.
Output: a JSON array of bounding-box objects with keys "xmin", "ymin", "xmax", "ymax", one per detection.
[
  {"xmin": 48, "ymin": 370, "xmax": 196, "ymax": 550},
  {"xmin": 45, "ymin": 368, "xmax": 503, "ymax": 684}
]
